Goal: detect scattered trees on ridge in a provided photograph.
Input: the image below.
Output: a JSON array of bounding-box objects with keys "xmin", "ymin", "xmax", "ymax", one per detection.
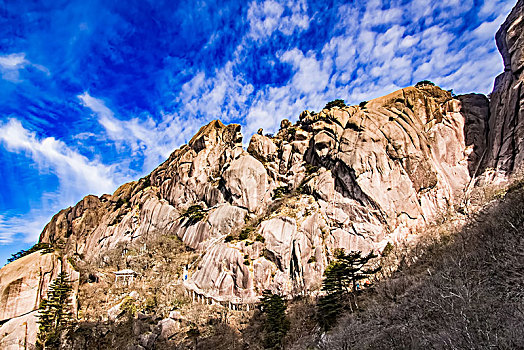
[{"xmin": 317, "ymin": 249, "xmax": 380, "ymax": 329}]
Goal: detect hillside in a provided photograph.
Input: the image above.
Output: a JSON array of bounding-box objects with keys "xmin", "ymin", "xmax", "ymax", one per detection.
[
  {"xmin": 291, "ymin": 181, "xmax": 524, "ymax": 349},
  {"xmin": 0, "ymin": 0, "xmax": 523, "ymax": 348}
]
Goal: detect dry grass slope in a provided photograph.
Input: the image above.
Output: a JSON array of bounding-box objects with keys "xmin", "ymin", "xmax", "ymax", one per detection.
[{"xmin": 307, "ymin": 185, "xmax": 524, "ymax": 349}]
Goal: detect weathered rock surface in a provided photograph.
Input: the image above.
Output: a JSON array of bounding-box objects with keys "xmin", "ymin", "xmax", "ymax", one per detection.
[
  {"xmin": 1, "ymin": 1, "xmax": 523, "ymax": 346},
  {"xmin": 3, "ymin": 85, "xmax": 499, "ymax": 304},
  {"xmin": 221, "ymin": 154, "xmax": 270, "ymax": 213},
  {"xmin": 0, "ymin": 311, "xmax": 38, "ymax": 350},
  {"xmin": 484, "ymin": 0, "xmax": 524, "ymax": 174},
  {"xmin": 0, "ymin": 252, "xmax": 78, "ymax": 322},
  {"xmin": 0, "ymin": 252, "xmax": 78, "ymax": 349}
]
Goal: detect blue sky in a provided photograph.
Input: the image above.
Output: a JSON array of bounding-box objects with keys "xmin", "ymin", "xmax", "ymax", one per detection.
[{"xmin": 0, "ymin": 0, "xmax": 516, "ymax": 264}]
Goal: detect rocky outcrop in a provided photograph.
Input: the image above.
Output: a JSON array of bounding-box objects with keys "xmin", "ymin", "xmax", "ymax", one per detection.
[
  {"xmin": 484, "ymin": 0, "xmax": 524, "ymax": 174},
  {"xmin": 9, "ymin": 85, "xmax": 495, "ymax": 303},
  {"xmin": 0, "ymin": 252, "xmax": 79, "ymax": 349}
]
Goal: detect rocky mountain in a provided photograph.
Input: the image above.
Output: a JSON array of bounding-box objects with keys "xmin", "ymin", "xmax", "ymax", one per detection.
[{"xmin": 1, "ymin": 0, "xmax": 523, "ymax": 348}]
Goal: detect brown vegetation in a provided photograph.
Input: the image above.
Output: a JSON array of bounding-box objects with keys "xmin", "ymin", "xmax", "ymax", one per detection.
[{"xmin": 287, "ymin": 183, "xmax": 524, "ymax": 349}]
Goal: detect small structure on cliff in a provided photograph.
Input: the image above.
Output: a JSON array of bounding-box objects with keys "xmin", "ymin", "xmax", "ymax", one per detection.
[{"xmin": 113, "ymin": 269, "xmax": 137, "ymax": 286}]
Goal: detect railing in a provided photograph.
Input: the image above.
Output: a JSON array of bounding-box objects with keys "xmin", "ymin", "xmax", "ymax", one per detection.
[{"xmin": 185, "ymin": 286, "xmax": 258, "ymax": 312}]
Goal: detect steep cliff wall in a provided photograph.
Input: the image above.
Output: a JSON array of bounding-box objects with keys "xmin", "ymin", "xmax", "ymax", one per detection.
[
  {"xmin": 484, "ymin": 0, "xmax": 524, "ymax": 174},
  {"xmin": 31, "ymin": 84, "xmax": 488, "ymax": 303}
]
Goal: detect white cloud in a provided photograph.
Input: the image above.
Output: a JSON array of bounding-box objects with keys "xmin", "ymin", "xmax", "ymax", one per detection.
[
  {"xmin": 0, "ymin": 118, "xmax": 121, "ymax": 243},
  {"xmin": 247, "ymin": 0, "xmax": 309, "ymax": 40},
  {"xmin": 78, "ymin": 92, "xmax": 213, "ymax": 172},
  {"xmin": 472, "ymin": 12, "xmax": 508, "ymax": 39},
  {"xmin": 0, "ymin": 214, "xmax": 51, "ymax": 244},
  {"xmin": 0, "ymin": 53, "xmax": 29, "ymax": 82},
  {"xmin": 279, "ymin": 49, "xmax": 331, "ymax": 93},
  {"xmin": 478, "ymin": 0, "xmax": 515, "ymax": 19},
  {"xmin": 0, "ymin": 119, "xmax": 117, "ymax": 196},
  {"xmin": 0, "ymin": 53, "xmax": 27, "ymax": 68},
  {"xmin": 176, "ymin": 62, "xmax": 254, "ymax": 122},
  {"xmin": 0, "ymin": 52, "xmax": 49, "ymax": 82}
]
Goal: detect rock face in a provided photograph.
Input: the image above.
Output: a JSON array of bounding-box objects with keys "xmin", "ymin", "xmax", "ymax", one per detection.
[
  {"xmin": 0, "ymin": 252, "xmax": 79, "ymax": 349},
  {"xmin": 484, "ymin": 0, "xmax": 524, "ymax": 175},
  {"xmin": 30, "ymin": 84, "xmax": 490, "ymax": 302},
  {"xmin": 0, "ymin": 1, "xmax": 523, "ymax": 346}
]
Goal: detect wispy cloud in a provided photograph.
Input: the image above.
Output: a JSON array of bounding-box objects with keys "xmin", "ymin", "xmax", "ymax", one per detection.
[
  {"xmin": 247, "ymin": 0, "xmax": 309, "ymax": 40},
  {"xmin": 0, "ymin": 214, "xmax": 51, "ymax": 244},
  {"xmin": 78, "ymin": 92, "xmax": 204, "ymax": 172},
  {"xmin": 0, "ymin": 118, "xmax": 120, "ymax": 243},
  {"xmin": 0, "ymin": 118, "xmax": 117, "ymax": 196},
  {"xmin": 0, "ymin": 53, "xmax": 30, "ymax": 82},
  {"xmin": 0, "ymin": 53, "xmax": 49, "ymax": 82}
]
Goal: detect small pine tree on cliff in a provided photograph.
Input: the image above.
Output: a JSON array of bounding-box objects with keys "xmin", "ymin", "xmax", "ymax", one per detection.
[
  {"xmin": 317, "ymin": 250, "xmax": 380, "ymax": 329},
  {"xmin": 324, "ymin": 99, "xmax": 346, "ymax": 109},
  {"xmin": 36, "ymin": 272, "xmax": 73, "ymax": 349},
  {"xmin": 261, "ymin": 290, "xmax": 289, "ymax": 349}
]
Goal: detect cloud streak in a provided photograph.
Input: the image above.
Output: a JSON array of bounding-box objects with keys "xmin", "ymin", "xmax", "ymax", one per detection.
[
  {"xmin": 0, "ymin": 119, "xmax": 121, "ymax": 243},
  {"xmin": 0, "ymin": 118, "xmax": 117, "ymax": 196}
]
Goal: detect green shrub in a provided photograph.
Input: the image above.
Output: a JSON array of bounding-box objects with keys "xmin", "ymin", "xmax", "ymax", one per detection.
[
  {"xmin": 120, "ymin": 296, "xmax": 137, "ymax": 316},
  {"xmin": 143, "ymin": 296, "xmax": 157, "ymax": 313},
  {"xmin": 171, "ymin": 299, "xmax": 185, "ymax": 310},
  {"xmin": 256, "ymin": 234, "xmax": 265, "ymax": 243},
  {"xmin": 67, "ymin": 257, "xmax": 79, "ymax": 272},
  {"xmin": 305, "ymin": 164, "xmax": 318, "ymax": 175},
  {"xmin": 181, "ymin": 205, "xmax": 206, "ymax": 225},
  {"xmin": 381, "ymin": 242, "xmax": 394, "ymax": 257},
  {"xmin": 324, "ymin": 99, "xmax": 346, "ymax": 109},
  {"xmin": 114, "ymin": 197, "xmax": 128, "ymax": 210},
  {"xmin": 272, "ymin": 186, "xmax": 290, "ymax": 200},
  {"xmin": 359, "ymin": 101, "xmax": 368, "ymax": 108},
  {"xmin": 415, "ymin": 80, "xmax": 435, "ymax": 87},
  {"xmin": 239, "ymin": 227, "xmax": 254, "ymax": 240},
  {"xmin": 7, "ymin": 242, "xmax": 54, "ymax": 264},
  {"xmin": 224, "ymin": 235, "xmax": 234, "ymax": 243}
]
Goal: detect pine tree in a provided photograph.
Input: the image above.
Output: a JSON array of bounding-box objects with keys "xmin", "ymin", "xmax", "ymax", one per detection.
[
  {"xmin": 317, "ymin": 250, "xmax": 380, "ymax": 329},
  {"xmin": 261, "ymin": 290, "xmax": 289, "ymax": 349},
  {"xmin": 36, "ymin": 272, "xmax": 73, "ymax": 349}
]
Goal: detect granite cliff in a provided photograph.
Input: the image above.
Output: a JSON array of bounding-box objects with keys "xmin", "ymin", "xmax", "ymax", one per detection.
[{"xmin": 1, "ymin": 1, "xmax": 523, "ymax": 348}]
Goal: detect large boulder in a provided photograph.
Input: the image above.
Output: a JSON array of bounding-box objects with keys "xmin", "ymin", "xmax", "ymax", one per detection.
[
  {"xmin": 0, "ymin": 252, "xmax": 79, "ymax": 349},
  {"xmin": 247, "ymin": 133, "xmax": 278, "ymax": 162},
  {"xmin": 221, "ymin": 155, "xmax": 269, "ymax": 212}
]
